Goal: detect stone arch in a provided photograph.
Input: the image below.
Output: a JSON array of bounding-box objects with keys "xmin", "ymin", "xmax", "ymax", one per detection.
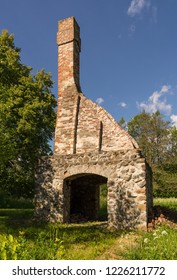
[
  {"xmin": 63, "ymin": 173, "xmax": 108, "ymax": 223},
  {"xmin": 63, "ymin": 164, "xmax": 112, "ymax": 180}
]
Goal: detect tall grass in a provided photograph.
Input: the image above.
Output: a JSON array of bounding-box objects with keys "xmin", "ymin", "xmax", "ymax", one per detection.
[{"xmin": 154, "ymin": 197, "xmax": 177, "ymax": 211}]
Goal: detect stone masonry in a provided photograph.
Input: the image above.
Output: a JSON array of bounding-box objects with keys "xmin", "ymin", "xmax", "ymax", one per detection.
[{"xmin": 34, "ymin": 17, "xmax": 153, "ymax": 230}]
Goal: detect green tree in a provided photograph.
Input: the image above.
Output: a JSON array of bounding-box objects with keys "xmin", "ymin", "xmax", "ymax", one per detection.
[
  {"xmin": 128, "ymin": 111, "xmax": 170, "ymax": 165},
  {"xmin": 168, "ymin": 126, "xmax": 177, "ymax": 158},
  {"xmin": 118, "ymin": 117, "xmax": 127, "ymax": 130},
  {"xmin": 165, "ymin": 126, "xmax": 177, "ymax": 174},
  {"xmin": 128, "ymin": 111, "xmax": 177, "ymax": 197},
  {"xmin": 149, "ymin": 111, "xmax": 170, "ymax": 164},
  {"xmin": 0, "ymin": 30, "xmax": 57, "ymax": 198}
]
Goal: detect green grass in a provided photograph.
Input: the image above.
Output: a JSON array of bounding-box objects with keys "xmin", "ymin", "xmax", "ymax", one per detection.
[
  {"xmin": 154, "ymin": 197, "xmax": 177, "ymax": 211},
  {"xmin": 122, "ymin": 197, "xmax": 177, "ymax": 259},
  {"xmin": 1, "ymin": 197, "xmax": 177, "ymax": 260},
  {"xmin": 0, "ymin": 192, "xmax": 34, "ymax": 209},
  {"xmin": 123, "ymin": 224, "xmax": 177, "ymax": 260},
  {"xmin": 0, "ymin": 208, "xmax": 123, "ymax": 260},
  {"xmin": 55, "ymin": 223, "xmax": 122, "ymax": 260},
  {"xmin": 99, "ymin": 184, "xmax": 108, "ymax": 221}
]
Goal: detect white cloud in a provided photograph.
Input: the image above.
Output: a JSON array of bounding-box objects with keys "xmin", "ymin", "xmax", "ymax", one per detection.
[
  {"xmin": 127, "ymin": 0, "xmax": 150, "ymax": 17},
  {"xmin": 138, "ymin": 85, "xmax": 172, "ymax": 115},
  {"xmin": 170, "ymin": 115, "xmax": 177, "ymax": 128},
  {"xmin": 119, "ymin": 102, "xmax": 127, "ymax": 108},
  {"xmin": 96, "ymin": 97, "xmax": 104, "ymax": 105},
  {"xmin": 161, "ymin": 85, "xmax": 170, "ymax": 93}
]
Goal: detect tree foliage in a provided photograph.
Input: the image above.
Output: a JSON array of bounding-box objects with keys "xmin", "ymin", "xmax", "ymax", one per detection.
[
  {"xmin": 128, "ymin": 111, "xmax": 177, "ymax": 197},
  {"xmin": 0, "ymin": 30, "xmax": 57, "ymax": 198},
  {"xmin": 128, "ymin": 111, "xmax": 170, "ymax": 165}
]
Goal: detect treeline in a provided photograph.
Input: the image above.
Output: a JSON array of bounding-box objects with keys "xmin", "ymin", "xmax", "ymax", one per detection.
[{"xmin": 119, "ymin": 113, "xmax": 177, "ymax": 197}]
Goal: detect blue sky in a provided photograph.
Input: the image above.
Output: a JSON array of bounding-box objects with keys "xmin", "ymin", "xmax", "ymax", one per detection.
[{"xmin": 1, "ymin": 0, "xmax": 177, "ymax": 126}]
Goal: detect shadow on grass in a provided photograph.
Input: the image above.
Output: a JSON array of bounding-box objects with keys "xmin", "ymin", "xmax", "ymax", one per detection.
[
  {"xmin": 0, "ymin": 208, "xmax": 123, "ymax": 244},
  {"xmin": 0, "ymin": 209, "xmax": 132, "ymax": 260},
  {"xmin": 154, "ymin": 205, "xmax": 177, "ymax": 223},
  {"xmin": 0, "ymin": 209, "xmax": 36, "ymax": 233}
]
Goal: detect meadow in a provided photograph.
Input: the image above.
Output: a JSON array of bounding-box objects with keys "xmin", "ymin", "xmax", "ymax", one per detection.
[{"xmin": 0, "ymin": 197, "xmax": 177, "ymax": 260}]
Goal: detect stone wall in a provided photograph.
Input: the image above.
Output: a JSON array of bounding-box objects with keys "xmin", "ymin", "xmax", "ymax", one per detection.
[
  {"xmin": 75, "ymin": 95, "xmax": 139, "ymax": 153},
  {"xmin": 35, "ymin": 150, "xmax": 152, "ymax": 230},
  {"xmin": 54, "ymin": 17, "xmax": 138, "ymax": 155}
]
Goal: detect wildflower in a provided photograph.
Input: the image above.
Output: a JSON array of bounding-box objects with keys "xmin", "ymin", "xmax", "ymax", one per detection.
[
  {"xmin": 153, "ymin": 236, "xmax": 158, "ymax": 240},
  {"xmin": 19, "ymin": 231, "xmax": 25, "ymax": 236},
  {"xmin": 161, "ymin": 230, "xmax": 168, "ymax": 236},
  {"xmin": 144, "ymin": 238, "xmax": 149, "ymax": 243}
]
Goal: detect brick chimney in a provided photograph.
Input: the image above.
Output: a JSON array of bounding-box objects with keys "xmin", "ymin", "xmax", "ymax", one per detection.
[
  {"xmin": 57, "ymin": 17, "xmax": 81, "ymax": 93},
  {"xmin": 54, "ymin": 17, "xmax": 81, "ymax": 155}
]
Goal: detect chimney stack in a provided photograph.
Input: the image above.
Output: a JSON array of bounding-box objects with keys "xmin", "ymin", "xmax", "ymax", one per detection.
[
  {"xmin": 57, "ymin": 17, "xmax": 81, "ymax": 93},
  {"xmin": 54, "ymin": 17, "xmax": 81, "ymax": 154}
]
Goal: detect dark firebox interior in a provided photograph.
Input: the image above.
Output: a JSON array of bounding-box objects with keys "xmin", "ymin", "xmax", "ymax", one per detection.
[{"xmin": 66, "ymin": 174, "xmax": 107, "ymax": 222}]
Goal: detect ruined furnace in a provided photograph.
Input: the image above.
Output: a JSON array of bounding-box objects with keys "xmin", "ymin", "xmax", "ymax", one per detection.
[{"xmin": 35, "ymin": 17, "xmax": 153, "ymax": 229}]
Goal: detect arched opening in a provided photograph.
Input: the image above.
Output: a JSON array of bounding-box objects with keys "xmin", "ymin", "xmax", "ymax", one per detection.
[{"xmin": 64, "ymin": 173, "xmax": 107, "ymax": 223}]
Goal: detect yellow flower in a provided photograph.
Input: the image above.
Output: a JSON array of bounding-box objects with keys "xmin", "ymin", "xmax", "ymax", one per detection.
[{"xmin": 19, "ymin": 230, "xmax": 25, "ymax": 236}]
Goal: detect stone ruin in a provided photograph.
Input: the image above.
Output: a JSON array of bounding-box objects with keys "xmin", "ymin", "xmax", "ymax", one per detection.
[{"xmin": 34, "ymin": 17, "xmax": 153, "ymax": 230}]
